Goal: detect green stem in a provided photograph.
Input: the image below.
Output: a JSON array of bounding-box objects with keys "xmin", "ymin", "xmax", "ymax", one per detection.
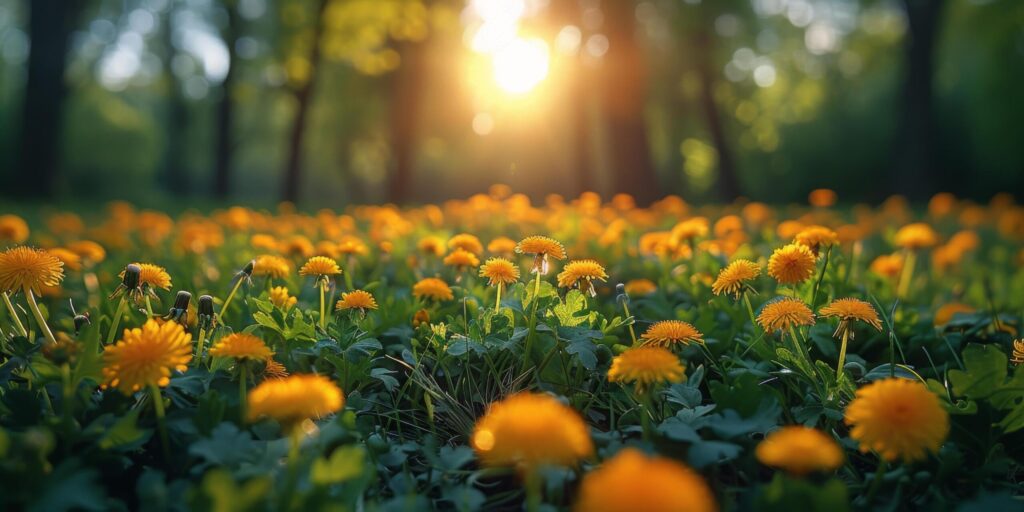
[
  {"xmin": 195, "ymin": 327, "xmax": 207, "ymax": 361},
  {"xmin": 836, "ymin": 328, "xmax": 850, "ymax": 381},
  {"xmin": 24, "ymin": 287, "xmax": 57, "ymax": 344},
  {"xmin": 106, "ymin": 297, "xmax": 128, "ymax": 345},
  {"xmin": 639, "ymin": 390, "xmax": 653, "ymax": 442},
  {"xmin": 319, "ymin": 282, "xmax": 327, "ymax": 330},
  {"xmin": 524, "ymin": 469, "xmax": 542, "ymax": 512},
  {"xmin": 61, "ymin": 363, "xmax": 73, "ymax": 424},
  {"xmin": 864, "ymin": 459, "xmax": 888, "ymax": 505},
  {"xmin": 495, "ymin": 282, "xmax": 502, "ymax": 311},
  {"xmin": 343, "ymin": 270, "xmax": 354, "ymax": 292},
  {"xmin": 218, "ymin": 277, "xmax": 245, "ymax": 324},
  {"xmin": 742, "ymin": 292, "xmax": 759, "ymax": 330},
  {"xmin": 897, "ymin": 250, "xmax": 916, "ymax": 300},
  {"xmin": 144, "ymin": 295, "xmax": 154, "ymax": 319},
  {"xmin": 279, "ymin": 426, "xmax": 302, "ymax": 511},
  {"xmin": 622, "ymin": 301, "xmax": 638, "ymax": 346},
  {"xmin": 522, "ymin": 272, "xmax": 543, "ymax": 372},
  {"xmin": 238, "ymin": 365, "xmax": 248, "ymax": 423},
  {"xmin": 149, "ymin": 384, "xmax": 171, "ymax": 462},
  {"xmin": 2, "ymin": 291, "xmax": 28, "ymax": 337}
]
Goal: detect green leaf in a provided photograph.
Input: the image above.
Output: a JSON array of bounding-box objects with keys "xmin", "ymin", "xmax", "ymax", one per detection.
[
  {"xmin": 565, "ymin": 340, "xmax": 597, "ymax": 370},
  {"xmin": 200, "ymin": 469, "xmax": 271, "ymax": 512},
  {"xmin": 949, "ymin": 344, "xmax": 1007, "ymax": 399},
  {"xmin": 98, "ymin": 407, "xmax": 151, "ymax": 450},
  {"xmin": 552, "ymin": 290, "xmax": 592, "ymax": 327},
  {"xmin": 252, "ymin": 311, "xmax": 283, "ymax": 335},
  {"xmin": 71, "ymin": 321, "xmax": 104, "ymax": 387},
  {"xmin": 311, "ymin": 445, "xmax": 367, "ymax": 485}
]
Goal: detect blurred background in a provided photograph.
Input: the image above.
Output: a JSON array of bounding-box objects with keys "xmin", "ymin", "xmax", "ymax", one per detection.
[{"xmin": 0, "ymin": 0, "xmax": 1021, "ymax": 207}]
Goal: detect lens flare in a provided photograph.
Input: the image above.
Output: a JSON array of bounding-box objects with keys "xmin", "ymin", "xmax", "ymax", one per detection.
[{"xmin": 492, "ymin": 38, "xmax": 549, "ymax": 94}]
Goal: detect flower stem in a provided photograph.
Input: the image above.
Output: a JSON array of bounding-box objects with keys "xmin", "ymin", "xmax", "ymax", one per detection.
[
  {"xmin": 195, "ymin": 327, "xmax": 208, "ymax": 361},
  {"xmin": 522, "ymin": 272, "xmax": 543, "ymax": 372},
  {"xmin": 495, "ymin": 282, "xmax": 502, "ymax": 311},
  {"xmin": 149, "ymin": 384, "xmax": 171, "ymax": 462},
  {"xmin": 622, "ymin": 301, "xmax": 638, "ymax": 346},
  {"xmin": 896, "ymin": 250, "xmax": 916, "ymax": 300},
  {"xmin": 238, "ymin": 365, "xmax": 248, "ymax": 423},
  {"xmin": 639, "ymin": 389, "xmax": 653, "ymax": 442},
  {"xmin": 218, "ymin": 277, "xmax": 245, "ymax": 324},
  {"xmin": 144, "ymin": 295, "xmax": 154, "ymax": 319},
  {"xmin": 106, "ymin": 297, "xmax": 128, "ymax": 345},
  {"xmin": 524, "ymin": 469, "xmax": 542, "ymax": 512},
  {"xmin": 319, "ymin": 282, "xmax": 327, "ymax": 330},
  {"xmin": 2, "ymin": 291, "xmax": 28, "ymax": 337},
  {"xmin": 864, "ymin": 459, "xmax": 888, "ymax": 505},
  {"xmin": 836, "ymin": 328, "xmax": 850, "ymax": 381},
  {"xmin": 24, "ymin": 287, "xmax": 57, "ymax": 344},
  {"xmin": 61, "ymin": 362, "xmax": 73, "ymax": 424},
  {"xmin": 278, "ymin": 426, "xmax": 302, "ymax": 511}
]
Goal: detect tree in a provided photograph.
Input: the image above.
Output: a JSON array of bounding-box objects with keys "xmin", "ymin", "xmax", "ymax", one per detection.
[
  {"xmin": 159, "ymin": 0, "xmax": 191, "ymax": 196},
  {"xmin": 14, "ymin": 0, "xmax": 82, "ymax": 198},
  {"xmin": 213, "ymin": 0, "xmax": 242, "ymax": 198}
]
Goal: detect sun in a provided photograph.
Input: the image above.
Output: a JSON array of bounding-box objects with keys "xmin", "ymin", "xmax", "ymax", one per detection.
[{"xmin": 492, "ymin": 38, "xmax": 550, "ymax": 95}]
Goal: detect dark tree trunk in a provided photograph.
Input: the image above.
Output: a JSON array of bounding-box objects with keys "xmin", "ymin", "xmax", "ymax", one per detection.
[
  {"xmin": 213, "ymin": 2, "xmax": 241, "ymax": 198},
  {"xmin": 160, "ymin": 0, "xmax": 190, "ymax": 195},
  {"xmin": 896, "ymin": 0, "xmax": 947, "ymax": 198},
  {"xmin": 600, "ymin": 0, "xmax": 660, "ymax": 205},
  {"xmin": 15, "ymin": 0, "xmax": 79, "ymax": 198},
  {"xmin": 695, "ymin": 31, "xmax": 740, "ymax": 201},
  {"xmin": 281, "ymin": 0, "xmax": 329, "ymax": 204},
  {"xmin": 571, "ymin": 74, "xmax": 595, "ymax": 195},
  {"xmin": 386, "ymin": 40, "xmax": 428, "ymax": 205}
]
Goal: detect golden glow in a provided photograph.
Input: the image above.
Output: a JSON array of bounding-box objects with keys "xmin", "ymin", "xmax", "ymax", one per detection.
[{"xmin": 491, "ymin": 38, "xmax": 550, "ymax": 94}]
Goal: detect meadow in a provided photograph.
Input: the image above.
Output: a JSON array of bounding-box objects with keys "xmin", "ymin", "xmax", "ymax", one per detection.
[{"xmin": 0, "ymin": 188, "xmax": 1022, "ymax": 511}]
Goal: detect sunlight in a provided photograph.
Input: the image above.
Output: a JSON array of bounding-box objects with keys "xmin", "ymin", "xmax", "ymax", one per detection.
[{"xmin": 491, "ymin": 38, "xmax": 549, "ymax": 94}]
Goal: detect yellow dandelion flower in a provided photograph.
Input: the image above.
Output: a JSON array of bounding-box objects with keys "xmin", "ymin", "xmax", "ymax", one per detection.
[
  {"xmin": 336, "ymin": 236, "xmax": 369, "ymax": 256},
  {"xmin": 574, "ymin": 448, "xmax": 717, "ymax": 512},
  {"xmin": 281, "ymin": 236, "xmax": 314, "ymax": 258},
  {"xmin": 209, "ymin": 333, "xmax": 273, "ymax": 362},
  {"xmin": 101, "ymin": 319, "xmax": 193, "ymax": 394},
  {"xmin": 335, "ymin": 290, "xmax": 378, "ymax": 312},
  {"xmin": 1011, "ymin": 339, "xmax": 1024, "ymax": 365},
  {"xmin": 844, "ymin": 378, "xmax": 949, "ymax": 463},
  {"xmin": 794, "ymin": 225, "xmax": 839, "ymax": 256},
  {"xmin": 819, "ymin": 298, "xmax": 882, "ymax": 338},
  {"xmin": 269, "ymin": 286, "xmax": 297, "ymax": 310},
  {"xmin": 869, "ymin": 253, "xmax": 904, "ymax": 280},
  {"xmin": 299, "ymin": 256, "xmax": 341, "ymax": 284},
  {"xmin": 412, "ymin": 277, "xmax": 454, "ymax": 301},
  {"xmin": 66, "ymin": 240, "xmax": 106, "ymax": 264},
  {"xmin": 711, "ymin": 259, "xmax": 760, "ymax": 299},
  {"xmin": 670, "ymin": 217, "xmax": 709, "ymax": 242},
  {"xmin": 623, "ymin": 278, "xmax": 657, "ymax": 296},
  {"xmin": 808, "ymin": 188, "xmax": 837, "ymax": 207},
  {"xmin": 768, "ymin": 244, "xmax": 817, "ymax": 285},
  {"xmin": 45, "ymin": 248, "xmax": 81, "ymax": 272},
  {"xmin": 0, "ymin": 215, "xmax": 30, "ymax": 244},
  {"xmin": 479, "ymin": 257, "xmax": 520, "ymax": 286},
  {"xmin": 247, "ymin": 374, "xmax": 344, "ymax": 429},
  {"xmin": 472, "ymin": 393, "xmax": 594, "ymax": 471},
  {"xmin": 894, "ymin": 223, "xmax": 939, "ymax": 250},
  {"xmin": 776, "ymin": 220, "xmax": 806, "ymax": 240},
  {"xmin": 608, "ymin": 346, "xmax": 685, "ymax": 390},
  {"xmin": 448, "ymin": 233, "xmax": 484, "ymax": 255},
  {"xmin": 756, "ymin": 426, "xmax": 844, "ymax": 476},
  {"xmin": 933, "ymin": 302, "xmax": 975, "ymax": 327},
  {"xmin": 443, "ymin": 248, "xmax": 480, "ymax": 271},
  {"xmin": 515, "ymin": 235, "xmax": 566, "ymax": 275},
  {"xmin": 417, "ymin": 236, "xmax": 447, "ymax": 257},
  {"xmin": 758, "ymin": 297, "xmax": 815, "ymax": 332},
  {"xmin": 640, "ymin": 320, "xmax": 704, "ymax": 348},
  {"xmin": 250, "ymin": 234, "xmax": 280, "ymax": 253},
  {"xmin": 487, "ymin": 236, "xmax": 517, "ymax": 256},
  {"xmin": 262, "ymin": 359, "xmax": 289, "ymax": 380},
  {"xmin": 557, "ymin": 259, "xmax": 608, "ymax": 297},
  {"xmin": 253, "ymin": 254, "xmax": 291, "ymax": 279},
  {"xmin": 120, "ymin": 262, "xmax": 173, "ymax": 291},
  {"xmin": 0, "ymin": 246, "xmax": 65, "ymax": 294}
]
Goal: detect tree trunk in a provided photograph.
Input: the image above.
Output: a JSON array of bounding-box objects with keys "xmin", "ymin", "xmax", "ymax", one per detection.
[
  {"xmin": 695, "ymin": 30, "xmax": 741, "ymax": 201},
  {"xmin": 600, "ymin": 1, "xmax": 660, "ymax": 205},
  {"xmin": 213, "ymin": 2, "xmax": 240, "ymax": 198},
  {"xmin": 895, "ymin": 0, "xmax": 946, "ymax": 198},
  {"xmin": 386, "ymin": 39, "xmax": 428, "ymax": 205},
  {"xmin": 160, "ymin": 0, "xmax": 190, "ymax": 196},
  {"xmin": 15, "ymin": 0, "xmax": 78, "ymax": 198},
  {"xmin": 281, "ymin": 0, "xmax": 329, "ymax": 204}
]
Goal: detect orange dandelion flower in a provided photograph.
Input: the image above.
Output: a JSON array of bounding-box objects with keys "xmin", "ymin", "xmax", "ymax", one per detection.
[
  {"xmin": 608, "ymin": 346, "xmax": 685, "ymax": 390},
  {"xmin": 412, "ymin": 277, "xmax": 454, "ymax": 301},
  {"xmin": 0, "ymin": 215, "xmax": 30, "ymax": 244},
  {"xmin": 711, "ymin": 259, "xmax": 760, "ymax": 299},
  {"xmin": 1011, "ymin": 339, "xmax": 1024, "ymax": 365},
  {"xmin": 515, "ymin": 235, "xmax": 566, "ymax": 275},
  {"xmin": 472, "ymin": 393, "xmax": 593, "ymax": 472},
  {"xmin": 757, "ymin": 297, "xmax": 815, "ymax": 332},
  {"xmin": 640, "ymin": 320, "xmax": 704, "ymax": 348},
  {"xmin": 623, "ymin": 278, "xmax": 657, "ymax": 296},
  {"xmin": 247, "ymin": 374, "xmax": 344, "ymax": 430},
  {"xmin": 756, "ymin": 426, "xmax": 844, "ymax": 476},
  {"xmin": 443, "ymin": 248, "xmax": 480, "ymax": 271},
  {"xmin": 479, "ymin": 257, "xmax": 520, "ymax": 286},
  {"xmin": 794, "ymin": 225, "xmax": 838, "ymax": 256},
  {"xmin": 209, "ymin": 333, "xmax": 273, "ymax": 362},
  {"xmin": 557, "ymin": 259, "xmax": 608, "ymax": 297},
  {"xmin": 574, "ymin": 448, "xmax": 717, "ymax": 512},
  {"xmin": 844, "ymin": 378, "xmax": 949, "ymax": 463},
  {"xmin": 0, "ymin": 246, "xmax": 65, "ymax": 294},
  {"xmin": 253, "ymin": 254, "xmax": 291, "ymax": 279},
  {"xmin": 335, "ymin": 290, "xmax": 378, "ymax": 312},
  {"xmin": 894, "ymin": 223, "xmax": 939, "ymax": 250},
  {"xmin": 269, "ymin": 286, "xmax": 297, "ymax": 310},
  {"xmin": 768, "ymin": 244, "xmax": 816, "ymax": 285},
  {"xmin": 819, "ymin": 298, "xmax": 882, "ymax": 338},
  {"xmin": 102, "ymin": 319, "xmax": 192, "ymax": 394},
  {"xmin": 448, "ymin": 233, "xmax": 484, "ymax": 255}
]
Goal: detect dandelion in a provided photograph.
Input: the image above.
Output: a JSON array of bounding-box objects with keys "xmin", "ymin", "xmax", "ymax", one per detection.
[
  {"xmin": 66, "ymin": 240, "xmax": 106, "ymax": 265},
  {"xmin": 515, "ymin": 235, "xmax": 566, "ymax": 276},
  {"xmin": 844, "ymin": 378, "xmax": 949, "ymax": 463},
  {"xmin": 165, "ymin": 290, "xmax": 192, "ymax": 326},
  {"xmin": 487, "ymin": 236, "xmax": 517, "ymax": 257},
  {"xmin": 195, "ymin": 295, "xmax": 215, "ymax": 359},
  {"xmin": 933, "ymin": 302, "xmax": 974, "ymax": 327},
  {"xmin": 472, "ymin": 392, "xmax": 593, "ymax": 507},
  {"xmin": 217, "ymin": 260, "xmax": 254, "ymax": 326},
  {"xmin": 335, "ymin": 290, "xmax": 378, "ymax": 317},
  {"xmin": 768, "ymin": 244, "xmax": 816, "ymax": 285},
  {"xmin": 247, "ymin": 373, "xmax": 344, "ymax": 433},
  {"xmin": 758, "ymin": 297, "xmax": 815, "ymax": 333},
  {"xmin": 574, "ymin": 448, "xmax": 717, "ymax": 512},
  {"xmin": 412, "ymin": 308, "xmax": 430, "ymax": 328},
  {"xmin": 261, "ymin": 359, "xmax": 289, "ymax": 380},
  {"xmin": 210, "ymin": 332, "xmax": 274, "ymax": 421},
  {"xmin": 623, "ymin": 278, "xmax": 657, "ymax": 296},
  {"xmin": 47, "ymin": 248, "xmax": 82, "ymax": 272},
  {"xmin": 869, "ymin": 253, "xmax": 904, "ymax": 281},
  {"xmin": 820, "ymin": 298, "xmax": 882, "ymax": 379},
  {"xmin": 417, "ymin": 236, "xmax": 447, "ymax": 257},
  {"xmin": 0, "ymin": 215, "xmax": 29, "ymax": 244},
  {"xmin": 300, "ymin": 256, "xmax": 341, "ymax": 330},
  {"xmin": 794, "ymin": 225, "xmax": 838, "ymax": 256},
  {"xmin": 479, "ymin": 257, "xmax": 520, "ymax": 310},
  {"xmin": 557, "ymin": 259, "xmax": 608, "ymax": 297},
  {"xmin": 640, "ymin": 320, "xmax": 703, "ymax": 348},
  {"xmin": 253, "ymin": 254, "xmax": 291, "ymax": 280},
  {"xmin": 117, "ymin": 262, "xmax": 172, "ymax": 318},
  {"xmin": 443, "ymin": 248, "xmax": 480, "ymax": 275},
  {"xmin": 0, "ymin": 246, "xmax": 64, "ymax": 343},
  {"xmin": 102, "ymin": 319, "xmax": 193, "ymax": 394},
  {"xmin": 412, "ymin": 277, "xmax": 453, "ymax": 301},
  {"xmin": 269, "ymin": 286, "xmax": 297, "ymax": 311},
  {"xmin": 1011, "ymin": 339, "xmax": 1023, "ymax": 365},
  {"xmin": 808, "ymin": 188, "xmax": 837, "ymax": 208},
  {"xmin": 894, "ymin": 223, "xmax": 940, "ymax": 250},
  {"xmin": 756, "ymin": 426, "xmax": 844, "ymax": 476},
  {"xmin": 448, "ymin": 233, "xmax": 484, "ymax": 255},
  {"xmin": 608, "ymin": 346, "xmax": 685, "ymax": 389},
  {"xmin": 711, "ymin": 259, "xmax": 760, "ymax": 299},
  {"xmin": 669, "ymin": 217, "xmax": 709, "ymax": 244}
]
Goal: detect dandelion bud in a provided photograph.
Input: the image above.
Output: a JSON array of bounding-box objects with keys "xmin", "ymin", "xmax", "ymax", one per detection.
[
  {"xmin": 198, "ymin": 294, "xmax": 215, "ymax": 330},
  {"xmin": 167, "ymin": 290, "xmax": 192, "ymax": 325},
  {"xmin": 615, "ymin": 283, "xmax": 629, "ymax": 306},
  {"xmin": 73, "ymin": 313, "xmax": 91, "ymax": 333},
  {"xmin": 241, "ymin": 260, "xmax": 255, "ymax": 277},
  {"xmin": 122, "ymin": 263, "xmax": 141, "ymax": 289}
]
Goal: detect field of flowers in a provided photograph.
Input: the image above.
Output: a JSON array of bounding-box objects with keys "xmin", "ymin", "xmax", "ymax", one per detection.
[{"xmin": 0, "ymin": 188, "xmax": 1022, "ymax": 511}]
